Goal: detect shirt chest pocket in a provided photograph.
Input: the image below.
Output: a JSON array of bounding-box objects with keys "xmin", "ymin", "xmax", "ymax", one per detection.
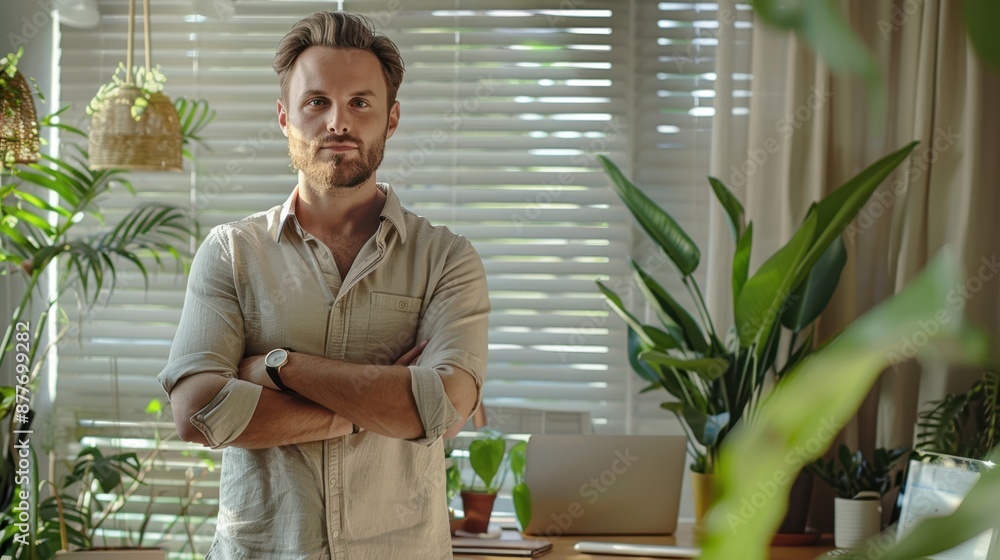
[{"xmin": 365, "ymin": 292, "xmax": 423, "ymax": 364}]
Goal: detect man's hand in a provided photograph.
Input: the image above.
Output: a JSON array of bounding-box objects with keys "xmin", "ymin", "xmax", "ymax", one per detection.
[
  {"xmin": 237, "ymin": 354, "xmax": 275, "ymax": 389},
  {"xmin": 395, "ymin": 339, "xmax": 428, "ymax": 366},
  {"xmin": 238, "ymin": 340, "xmax": 429, "ymax": 391}
]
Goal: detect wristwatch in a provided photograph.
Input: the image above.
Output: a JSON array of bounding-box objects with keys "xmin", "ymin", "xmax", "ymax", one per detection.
[{"xmin": 264, "ymin": 347, "xmax": 295, "ymax": 393}]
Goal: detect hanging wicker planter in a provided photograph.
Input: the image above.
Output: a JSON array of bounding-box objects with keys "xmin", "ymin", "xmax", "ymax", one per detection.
[
  {"xmin": 88, "ymin": 86, "xmax": 181, "ymax": 171},
  {"xmin": 87, "ymin": 0, "xmax": 182, "ymax": 171},
  {"xmin": 0, "ymin": 68, "xmax": 41, "ymax": 167}
]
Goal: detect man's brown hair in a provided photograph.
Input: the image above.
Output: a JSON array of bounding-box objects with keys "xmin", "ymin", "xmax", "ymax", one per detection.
[{"xmin": 273, "ymin": 12, "xmax": 405, "ymax": 108}]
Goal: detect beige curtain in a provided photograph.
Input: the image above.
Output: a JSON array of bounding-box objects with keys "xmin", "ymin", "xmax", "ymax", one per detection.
[{"xmin": 709, "ymin": 0, "xmax": 1000, "ymax": 530}]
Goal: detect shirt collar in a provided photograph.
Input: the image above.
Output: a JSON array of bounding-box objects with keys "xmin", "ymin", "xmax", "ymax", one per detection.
[{"xmin": 271, "ymin": 183, "xmax": 408, "ymax": 244}]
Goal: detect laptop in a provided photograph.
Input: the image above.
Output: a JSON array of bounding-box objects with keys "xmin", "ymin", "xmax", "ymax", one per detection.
[
  {"xmin": 892, "ymin": 450, "xmax": 998, "ymax": 559},
  {"xmin": 523, "ymin": 435, "xmax": 687, "ymax": 536}
]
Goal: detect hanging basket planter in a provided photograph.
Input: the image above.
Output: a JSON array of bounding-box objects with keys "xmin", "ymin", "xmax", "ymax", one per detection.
[
  {"xmin": 86, "ymin": 0, "xmax": 182, "ymax": 171},
  {"xmin": 88, "ymin": 85, "xmax": 181, "ymax": 171},
  {"xmin": 1, "ymin": 58, "xmax": 41, "ymax": 167}
]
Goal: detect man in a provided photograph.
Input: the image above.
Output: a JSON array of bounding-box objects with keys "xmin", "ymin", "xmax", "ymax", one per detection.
[{"xmin": 159, "ymin": 12, "xmax": 490, "ymax": 559}]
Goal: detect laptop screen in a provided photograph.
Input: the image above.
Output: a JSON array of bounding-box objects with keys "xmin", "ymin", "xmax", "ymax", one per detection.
[{"xmin": 894, "ymin": 451, "xmax": 996, "ymax": 560}]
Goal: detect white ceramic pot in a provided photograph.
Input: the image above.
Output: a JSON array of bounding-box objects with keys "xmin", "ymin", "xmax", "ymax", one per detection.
[
  {"xmin": 834, "ymin": 491, "xmax": 883, "ymax": 549},
  {"xmin": 56, "ymin": 549, "xmax": 168, "ymax": 560}
]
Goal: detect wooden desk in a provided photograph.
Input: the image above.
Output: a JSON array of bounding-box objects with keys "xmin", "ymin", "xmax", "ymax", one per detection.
[{"xmin": 456, "ymin": 524, "xmax": 834, "ymax": 559}]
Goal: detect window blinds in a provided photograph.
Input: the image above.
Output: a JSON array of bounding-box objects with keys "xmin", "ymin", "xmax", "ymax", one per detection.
[{"xmin": 50, "ymin": 0, "xmax": 749, "ymax": 550}]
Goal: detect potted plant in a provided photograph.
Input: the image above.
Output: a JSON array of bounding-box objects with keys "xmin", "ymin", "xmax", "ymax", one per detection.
[
  {"xmin": 685, "ymin": 248, "xmax": 995, "ymax": 560},
  {"xmin": 810, "ymin": 445, "xmax": 908, "ymax": 549},
  {"xmin": 916, "ymin": 370, "xmax": 998, "ymax": 461},
  {"xmin": 460, "ymin": 429, "xmax": 507, "ymax": 534},
  {"xmin": 595, "ymin": 141, "xmax": 918, "ymax": 529}
]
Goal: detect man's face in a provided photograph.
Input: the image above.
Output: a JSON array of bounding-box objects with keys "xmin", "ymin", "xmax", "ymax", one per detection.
[{"xmin": 277, "ymin": 46, "xmax": 399, "ymax": 189}]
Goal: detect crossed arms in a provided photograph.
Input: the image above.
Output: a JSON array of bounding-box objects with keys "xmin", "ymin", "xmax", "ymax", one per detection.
[
  {"xmin": 169, "ymin": 342, "xmax": 477, "ymax": 449},
  {"xmin": 160, "ymin": 228, "xmax": 489, "ymax": 450}
]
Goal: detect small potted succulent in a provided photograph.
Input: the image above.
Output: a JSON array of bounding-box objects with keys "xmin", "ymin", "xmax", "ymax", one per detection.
[{"xmin": 810, "ymin": 444, "xmax": 909, "ymax": 549}]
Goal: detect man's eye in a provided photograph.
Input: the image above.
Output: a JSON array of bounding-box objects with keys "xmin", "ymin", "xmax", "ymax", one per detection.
[
  {"xmin": 307, "ymin": 99, "xmax": 326, "ymax": 107},
  {"xmin": 352, "ymin": 99, "xmax": 369, "ymax": 108}
]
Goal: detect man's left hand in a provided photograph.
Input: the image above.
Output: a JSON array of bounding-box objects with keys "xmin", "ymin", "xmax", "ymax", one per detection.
[{"xmin": 237, "ymin": 355, "xmax": 277, "ymax": 390}]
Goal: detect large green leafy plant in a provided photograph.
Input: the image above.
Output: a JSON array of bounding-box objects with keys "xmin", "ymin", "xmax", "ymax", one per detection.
[
  {"xmin": 596, "ymin": 141, "xmax": 918, "ymax": 474},
  {"xmin": 697, "ymin": 249, "xmax": 995, "ymax": 560}
]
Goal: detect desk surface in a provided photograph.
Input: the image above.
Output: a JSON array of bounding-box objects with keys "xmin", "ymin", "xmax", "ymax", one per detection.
[{"xmin": 455, "ymin": 524, "xmax": 834, "ymax": 559}]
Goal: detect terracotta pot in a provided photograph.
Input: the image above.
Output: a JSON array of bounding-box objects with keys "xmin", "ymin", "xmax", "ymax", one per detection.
[
  {"xmin": 461, "ymin": 490, "xmax": 498, "ymax": 534},
  {"xmin": 690, "ymin": 471, "xmax": 714, "ymax": 536}
]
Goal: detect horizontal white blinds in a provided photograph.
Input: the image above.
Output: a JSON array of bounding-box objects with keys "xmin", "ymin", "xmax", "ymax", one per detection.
[
  {"xmin": 52, "ymin": 0, "xmax": 747, "ymax": 549},
  {"xmin": 628, "ymin": 1, "xmax": 753, "ymax": 431}
]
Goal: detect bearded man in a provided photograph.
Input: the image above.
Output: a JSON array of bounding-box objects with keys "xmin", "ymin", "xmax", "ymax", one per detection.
[{"xmin": 159, "ymin": 11, "xmax": 489, "ymax": 559}]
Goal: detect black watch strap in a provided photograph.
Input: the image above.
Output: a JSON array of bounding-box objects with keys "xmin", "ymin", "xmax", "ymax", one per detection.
[{"xmin": 266, "ymin": 347, "xmax": 296, "ymax": 393}]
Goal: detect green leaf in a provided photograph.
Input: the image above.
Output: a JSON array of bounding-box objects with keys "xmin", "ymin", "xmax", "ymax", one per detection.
[
  {"xmin": 732, "ymin": 222, "xmax": 753, "ymax": 302},
  {"xmin": 798, "ymin": 142, "xmax": 918, "ymax": 283},
  {"xmin": 509, "ymin": 441, "xmax": 527, "ymax": 480},
  {"xmin": 630, "ymin": 260, "xmax": 709, "ymax": 353},
  {"xmin": 512, "ymin": 482, "xmax": 533, "ymax": 532},
  {"xmin": 780, "ymin": 234, "xmax": 847, "ymax": 332},
  {"xmin": 597, "ymin": 280, "xmax": 655, "ymax": 347},
  {"xmin": 962, "ymin": 0, "xmax": 1000, "ymax": 71},
  {"xmin": 0, "ymin": 386, "xmax": 15, "ymax": 419},
  {"xmin": 735, "ymin": 209, "xmax": 817, "ymax": 351},
  {"xmin": 468, "ymin": 437, "xmax": 506, "ymax": 492},
  {"xmin": 753, "ymin": 0, "xmax": 883, "ymax": 127},
  {"xmin": 599, "ymin": 155, "xmax": 701, "ymax": 276},
  {"xmin": 2, "ymin": 206, "xmax": 53, "ymax": 234},
  {"xmin": 639, "ymin": 351, "xmax": 729, "ymax": 383},
  {"xmin": 750, "ymin": 0, "xmax": 804, "ymax": 27},
  {"xmin": 661, "ymin": 402, "xmax": 730, "ymax": 448},
  {"xmin": 708, "ymin": 177, "xmax": 744, "ymax": 242},
  {"xmin": 145, "ymin": 398, "xmax": 163, "ymax": 416},
  {"xmin": 627, "ymin": 327, "xmax": 661, "ymax": 386},
  {"xmin": 12, "ymin": 189, "xmax": 74, "ymax": 219},
  {"xmin": 698, "ymin": 248, "xmax": 989, "ymax": 560}
]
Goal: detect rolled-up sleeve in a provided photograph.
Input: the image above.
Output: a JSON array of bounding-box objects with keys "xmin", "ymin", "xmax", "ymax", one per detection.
[
  {"xmin": 158, "ymin": 227, "xmax": 260, "ymax": 447},
  {"xmin": 407, "ymin": 236, "xmax": 490, "ymax": 446}
]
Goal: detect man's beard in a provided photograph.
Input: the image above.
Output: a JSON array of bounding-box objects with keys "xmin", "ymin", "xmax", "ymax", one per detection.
[{"xmin": 288, "ymin": 131, "xmax": 386, "ymax": 189}]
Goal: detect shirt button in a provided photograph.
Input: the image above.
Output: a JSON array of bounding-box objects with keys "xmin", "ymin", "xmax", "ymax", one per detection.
[
  {"xmin": 397, "ymin": 301, "xmax": 406, "ymax": 310},
  {"xmin": 322, "ymin": 253, "xmax": 329, "ymax": 259},
  {"xmin": 332, "ymin": 530, "xmax": 341, "ymax": 539},
  {"xmin": 335, "ymin": 301, "xmax": 343, "ymax": 308}
]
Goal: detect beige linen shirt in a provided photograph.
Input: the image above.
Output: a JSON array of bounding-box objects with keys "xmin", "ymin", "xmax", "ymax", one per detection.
[{"xmin": 159, "ymin": 184, "xmax": 489, "ymax": 560}]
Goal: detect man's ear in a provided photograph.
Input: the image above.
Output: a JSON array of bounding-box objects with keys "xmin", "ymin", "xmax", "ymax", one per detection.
[
  {"xmin": 277, "ymin": 99, "xmax": 289, "ymax": 137},
  {"xmin": 385, "ymin": 101, "xmax": 400, "ymax": 140}
]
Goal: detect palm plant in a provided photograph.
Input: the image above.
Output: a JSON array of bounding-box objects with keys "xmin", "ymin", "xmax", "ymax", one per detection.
[
  {"xmin": 916, "ymin": 370, "xmax": 999, "ymax": 461},
  {"xmin": 596, "ymin": 141, "xmax": 918, "ymax": 473},
  {"xmin": 0, "ymin": 110, "xmax": 203, "ymax": 389},
  {"xmin": 0, "ymin": 94, "xmax": 212, "ymax": 558}
]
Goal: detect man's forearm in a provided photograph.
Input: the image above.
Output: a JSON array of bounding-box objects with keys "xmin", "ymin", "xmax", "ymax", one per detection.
[
  {"xmin": 170, "ymin": 374, "xmax": 353, "ymax": 449},
  {"xmin": 227, "ymin": 388, "xmax": 354, "ymax": 449},
  {"xmin": 280, "ymin": 354, "xmax": 425, "ymax": 439}
]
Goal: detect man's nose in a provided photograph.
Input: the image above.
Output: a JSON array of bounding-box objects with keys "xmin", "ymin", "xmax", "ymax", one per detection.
[{"xmin": 327, "ymin": 105, "xmax": 350, "ymax": 135}]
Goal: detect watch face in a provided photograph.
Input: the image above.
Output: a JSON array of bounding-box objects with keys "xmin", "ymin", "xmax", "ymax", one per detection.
[{"xmin": 265, "ymin": 349, "xmax": 288, "ymax": 368}]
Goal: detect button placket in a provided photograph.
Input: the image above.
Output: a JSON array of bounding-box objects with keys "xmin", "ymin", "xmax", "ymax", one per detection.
[{"xmin": 327, "ymin": 440, "xmax": 345, "ymax": 554}]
